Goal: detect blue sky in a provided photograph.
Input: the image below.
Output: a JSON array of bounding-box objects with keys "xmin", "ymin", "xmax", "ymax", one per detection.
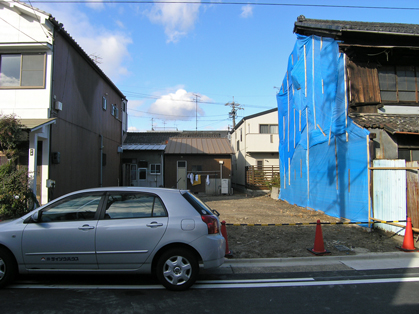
[{"xmin": 29, "ymin": 0, "xmax": 419, "ymax": 132}]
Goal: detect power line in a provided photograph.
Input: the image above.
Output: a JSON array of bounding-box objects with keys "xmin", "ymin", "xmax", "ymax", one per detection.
[
  {"xmin": 128, "ymin": 108, "xmax": 227, "ymax": 118},
  {"xmin": 24, "ymin": 1, "xmax": 419, "ymax": 11}
]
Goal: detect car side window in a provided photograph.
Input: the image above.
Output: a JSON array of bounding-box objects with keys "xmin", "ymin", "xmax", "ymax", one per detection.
[
  {"xmin": 40, "ymin": 193, "xmax": 103, "ymax": 222},
  {"xmin": 105, "ymin": 193, "xmax": 167, "ymax": 219},
  {"xmin": 153, "ymin": 197, "xmax": 167, "ymax": 217}
]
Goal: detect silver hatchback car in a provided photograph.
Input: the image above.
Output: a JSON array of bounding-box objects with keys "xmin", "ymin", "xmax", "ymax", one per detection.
[{"xmin": 0, "ymin": 187, "xmax": 226, "ymax": 291}]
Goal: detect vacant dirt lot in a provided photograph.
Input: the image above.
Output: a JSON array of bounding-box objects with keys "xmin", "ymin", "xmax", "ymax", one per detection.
[{"xmin": 199, "ymin": 193, "xmax": 410, "ymax": 258}]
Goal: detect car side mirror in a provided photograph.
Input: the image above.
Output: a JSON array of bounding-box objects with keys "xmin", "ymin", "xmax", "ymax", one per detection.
[{"xmin": 31, "ymin": 210, "xmax": 43, "ymax": 223}]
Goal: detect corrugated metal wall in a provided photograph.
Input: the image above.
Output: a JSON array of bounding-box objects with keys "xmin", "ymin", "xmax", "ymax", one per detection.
[
  {"xmin": 406, "ymin": 161, "xmax": 419, "ymax": 229},
  {"xmin": 373, "ymin": 159, "xmax": 406, "ymax": 235}
]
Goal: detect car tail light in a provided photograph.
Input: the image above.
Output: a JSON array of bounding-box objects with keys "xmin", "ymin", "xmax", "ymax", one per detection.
[{"xmin": 201, "ymin": 215, "xmax": 220, "ymax": 234}]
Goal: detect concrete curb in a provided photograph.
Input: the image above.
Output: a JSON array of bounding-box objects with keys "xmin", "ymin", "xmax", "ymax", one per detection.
[{"xmin": 220, "ymin": 252, "xmax": 419, "ymax": 268}]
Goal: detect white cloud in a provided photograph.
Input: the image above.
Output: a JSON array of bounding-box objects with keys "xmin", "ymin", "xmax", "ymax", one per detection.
[
  {"xmin": 240, "ymin": 4, "xmax": 253, "ymax": 18},
  {"xmin": 147, "ymin": 0, "xmax": 201, "ymax": 43},
  {"xmin": 80, "ymin": 34, "xmax": 132, "ymax": 80},
  {"xmin": 115, "ymin": 20, "xmax": 125, "ymax": 28},
  {"xmin": 148, "ymin": 89, "xmax": 211, "ymax": 121},
  {"xmin": 42, "ymin": 4, "xmax": 132, "ymax": 81},
  {"xmin": 128, "ymin": 126, "xmax": 139, "ymax": 132},
  {"xmin": 85, "ymin": 0, "xmax": 105, "ymax": 11}
]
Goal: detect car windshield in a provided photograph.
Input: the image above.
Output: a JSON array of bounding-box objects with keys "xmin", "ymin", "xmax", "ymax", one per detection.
[{"xmin": 181, "ymin": 192, "xmax": 213, "ymax": 216}]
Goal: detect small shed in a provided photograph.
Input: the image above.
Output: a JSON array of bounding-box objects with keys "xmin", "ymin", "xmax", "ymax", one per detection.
[{"xmin": 164, "ymin": 137, "xmax": 234, "ymax": 195}]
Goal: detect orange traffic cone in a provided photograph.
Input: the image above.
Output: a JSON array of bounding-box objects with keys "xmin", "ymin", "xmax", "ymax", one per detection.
[
  {"xmin": 397, "ymin": 217, "xmax": 417, "ymax": 252},
  {"xmin": 308, "ymin": 220, "xmax": 330, "ymax": 255},
  {"xmin": 221, "ymin": 221, "xmax": 233, "ymax": 257}
]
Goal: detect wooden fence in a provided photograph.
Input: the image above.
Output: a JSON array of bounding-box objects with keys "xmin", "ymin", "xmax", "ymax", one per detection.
[{"xmin": 245, "ymin": 166, "xmax": 280, "ymax": 190}]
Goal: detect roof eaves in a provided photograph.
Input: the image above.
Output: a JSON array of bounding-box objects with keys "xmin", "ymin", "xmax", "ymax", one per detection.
[
  {"xmin": 233, "ymin": 108, "xmax": 278, "ymax": 131},
  {"xmin": 48, "ymin": 17, "xmax": 126, "ymax": 100}
]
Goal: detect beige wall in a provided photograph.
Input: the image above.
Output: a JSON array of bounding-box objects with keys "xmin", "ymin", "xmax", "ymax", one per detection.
[{"xmin": 230, "ymin": 110, "xmax": 279, "ymax": 187}]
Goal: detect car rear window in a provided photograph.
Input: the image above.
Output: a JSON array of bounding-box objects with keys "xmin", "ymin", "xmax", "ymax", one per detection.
[{"xmin": 182, "ymin": 192, "xmax": 213, "ymax": 215}]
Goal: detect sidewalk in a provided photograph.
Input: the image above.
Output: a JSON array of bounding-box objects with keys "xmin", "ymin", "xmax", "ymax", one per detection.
[{"xmin": 203, "ymin": 252, "xmax": 419, "ymax": 275}]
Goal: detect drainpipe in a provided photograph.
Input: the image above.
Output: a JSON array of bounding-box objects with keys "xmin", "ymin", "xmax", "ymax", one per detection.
[
  {"xmin": 161, "ymin": 152, "xmax": 164, "ymax": 187},
  {"xmin": 99, "ymin": 134, "xmax": 103, "ymax": 187}
]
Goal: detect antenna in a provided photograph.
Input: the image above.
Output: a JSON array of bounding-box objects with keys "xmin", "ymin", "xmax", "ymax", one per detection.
[
  {"xmin": 225, "ymin": 97, "xmax": 244, "ymax": 128},
  {"xmin": 192, "ymin": 94, "xmax": 201, "ymax": 133},
  {"xmin": 89, "ymin": 53, "xmax": 103, "ymax": 65}
]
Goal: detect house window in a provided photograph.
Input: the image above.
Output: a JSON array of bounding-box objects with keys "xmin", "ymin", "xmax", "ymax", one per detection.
[
  {"xmin": 111, "ymin": 104, "xmax": 119, "ymax": 118},
  {"xmin": 240, "ymin": 129, "xmax": 242, "ymax": 142},
  {"xmin": 260, "ymin": 124, "xmax": 278, "ymax": 134},
  {"xmin": 236, "ymin": 140, "xmax": 239, "ymax": 151},
  {"xmin": 379, "ymin": 66, "xmax": 418, "ymax": 102},
  {"xmin": 102, "ymin": 96, "xmax": 107, "ymax": 110},
  {"xmin": 398, "ymin": 149, "xmax": 419, "ymax": 162},
  {"xmin": 0, "ymin": 53, "xmax": 46, "ymax": 88},
  {"xmin": 191, "ymin": 165, "xmax": 202, "ymax": 172},
  {"xmin": 257, "ymin": 160, "xmax": 263, "ymax": 171},
  {"xmin": 150, "ymin": 164, "xmax": 161, "ymax": 174},
  {"xmin": 138, "ymin": 168, "xmax": 147, "ymax": 181}
]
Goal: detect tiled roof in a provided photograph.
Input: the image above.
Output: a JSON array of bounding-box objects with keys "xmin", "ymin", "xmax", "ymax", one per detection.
[
  {"xmin": 122, "ymin": 144, "xmax": 166, "ymax": 151},
  {"xmin": 350, "ymin": 113, "xmax": 419, "ymax": 134},
  {"xmin": 124, "ymin": 131, "xmax": 229, "ymax": 144},
  {"xmin": 124, "ymin": 132, "xmax": 181, "ymax": 144},
  {"xmin": 165, "ymin": 138, "xmax": 234, "ymax": 155},
  {"xmin": 294, "ymin": 15, "xmax": 419, "ymax": 36}
]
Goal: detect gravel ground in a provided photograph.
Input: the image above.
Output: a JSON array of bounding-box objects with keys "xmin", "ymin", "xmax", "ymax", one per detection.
[{"xmin": 198, "ymin": 193, "xmax": 410, "ymax": 258}]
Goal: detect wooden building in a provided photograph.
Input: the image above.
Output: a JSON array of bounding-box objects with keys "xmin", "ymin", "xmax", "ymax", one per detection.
[{"xmin": 164, "ymin": 137, "xmax": 233, "ymax": 195}]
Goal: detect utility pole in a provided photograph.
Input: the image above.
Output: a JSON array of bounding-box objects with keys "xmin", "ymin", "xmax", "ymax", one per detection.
[
  {"xmin": 192, "ymin": 94, "xmax": 201, "ymax": 133},
  {"xmin": 151, "ymin": 118, "xmax": 154, "ymax": 131},
  {"xmin": 225, "ymin": 97, "xmax": 243, "ymax": 128}
]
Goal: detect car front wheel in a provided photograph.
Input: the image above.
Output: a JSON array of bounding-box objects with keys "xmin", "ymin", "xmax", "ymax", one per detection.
[
  {"xmin": 0, "ymin": 248, "xmax": 17, "ymax": 288},
  {"xmin": 156, "ymin": 248, "xmax": 199, "ymax": 291}
]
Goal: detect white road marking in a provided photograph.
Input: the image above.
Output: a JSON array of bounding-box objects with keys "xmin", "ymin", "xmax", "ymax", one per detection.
[{"xmin": 8, "ymin": 277, "xmax": 419, "ymax": 290}]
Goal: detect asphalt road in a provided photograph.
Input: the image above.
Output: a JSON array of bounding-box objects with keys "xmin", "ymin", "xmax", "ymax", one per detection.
[{"xmin": 2, "ymin": 253, "xmax": 419, "ymax": 314}]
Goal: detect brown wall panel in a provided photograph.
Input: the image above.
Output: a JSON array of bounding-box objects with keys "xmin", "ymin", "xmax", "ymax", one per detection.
[
  {"xmin": 347, "ymin": 59, "xmax": 381, "ymax": 105},
  {"xmin": 164, "ymin": 154, "xmax": 232, "ymax": 192},
  {"xmin": 49, "ymin": 32, "xmax": 122, "ymax": 199}
]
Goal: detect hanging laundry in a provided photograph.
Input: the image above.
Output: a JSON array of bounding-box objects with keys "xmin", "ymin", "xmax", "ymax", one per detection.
[
  {"xmin": 190, "ymin": 173, "xmax": 194, "ymax": 185},
  {"xmin": 193, "ymin": 175, "xmax": 201, "ymax": 186},
  {"xmin": 206, "ymin": 175, "xmax": 210, "ymax": 186}
]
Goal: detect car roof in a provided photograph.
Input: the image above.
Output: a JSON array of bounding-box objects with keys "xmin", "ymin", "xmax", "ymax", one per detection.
[{"xmin": 71, "ymin": 187, "xmax": 186, "ymax": 195}]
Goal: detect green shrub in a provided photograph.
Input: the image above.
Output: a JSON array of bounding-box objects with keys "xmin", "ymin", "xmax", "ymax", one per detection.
[{"xmin": 0, "ymin": 114, "xmax": 35, "ymax": 219}]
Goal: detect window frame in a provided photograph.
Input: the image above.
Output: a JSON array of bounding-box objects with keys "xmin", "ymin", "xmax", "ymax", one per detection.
[
  {"xmin": 31, "ymin": 192, "xmax": 105, "ymax": 223},
  {"xmin": 150, "ymin": 164, "xmax": 161, "ymax": 174},
  {"xmin": 0, "ymin": 53, "xmax": 46, "ymax": 89},
  {"xmin": 259, "ymin": 124, "xmax": 279, "ymax": 134},
  {"xmin": 138, "ymin": 168, "xmax": 147, "ymax": 181},
  {"xmin": 102, "ymin": 96, "xmax": 107, "ymax": 110},
  {"xmin": 378, "ymin": 65, "xmax": 419, "ymax": 103},
  {"xmin": 102, "ymin": 192, "xmax": 168, "ymax": 220}
]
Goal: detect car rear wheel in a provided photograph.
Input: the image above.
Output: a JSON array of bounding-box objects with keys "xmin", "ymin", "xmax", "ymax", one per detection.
[
  {"xmin": 156, "ymin": 248, "xmax": 199, "ymax": 291},
  {"xmin": 0, "ymin": 248, "xmax": 17, "ymax": 288}
]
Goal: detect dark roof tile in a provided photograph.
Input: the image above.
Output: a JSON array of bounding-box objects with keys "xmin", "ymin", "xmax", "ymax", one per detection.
[{"xmin": 350, "ymin": 113, "xmax": 419, "ymax": 134}]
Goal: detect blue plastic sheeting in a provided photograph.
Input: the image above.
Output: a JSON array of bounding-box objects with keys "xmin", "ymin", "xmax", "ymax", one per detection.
[{"xmin": 276, "ymin": 35, "xmax": 370, "ymax": 222}]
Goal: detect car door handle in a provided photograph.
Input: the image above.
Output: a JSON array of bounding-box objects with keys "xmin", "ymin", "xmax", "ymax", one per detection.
[
  {"xmin": 147, "ymin": 222, "xmax": 164, "ymax": 228},
  {"xmin": 78, "ymin": 224, "xmax": 95, "ymax": 230}
]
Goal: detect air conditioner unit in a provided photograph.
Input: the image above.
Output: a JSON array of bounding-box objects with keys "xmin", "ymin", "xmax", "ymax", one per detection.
[
  {"xmin": 55, "ymin": 101, "xmax": 63, "ymax": 111},
  {"xmin": 221, "ymin": 179, "xmax": 229, "ymax": 194}
]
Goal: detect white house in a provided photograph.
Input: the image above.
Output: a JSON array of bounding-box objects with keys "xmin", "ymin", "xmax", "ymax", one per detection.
[
  {"xmin": 0, "ymin": 0, "xmax": 127, "ymax": 205},
  {"xmin": 230, "ymin": 108, "xmax": 279, "ymax": 190}
]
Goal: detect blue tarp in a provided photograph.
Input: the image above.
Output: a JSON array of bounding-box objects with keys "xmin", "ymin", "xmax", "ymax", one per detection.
[{"xmin": 276, "ymin": 35, "xmax": 369, "ymax": 222}]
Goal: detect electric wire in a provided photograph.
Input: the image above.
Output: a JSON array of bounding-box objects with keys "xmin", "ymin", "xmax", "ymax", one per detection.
[{"xmin": 23, "ymin": 1, "xmax": 419, "ymax": 11}]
